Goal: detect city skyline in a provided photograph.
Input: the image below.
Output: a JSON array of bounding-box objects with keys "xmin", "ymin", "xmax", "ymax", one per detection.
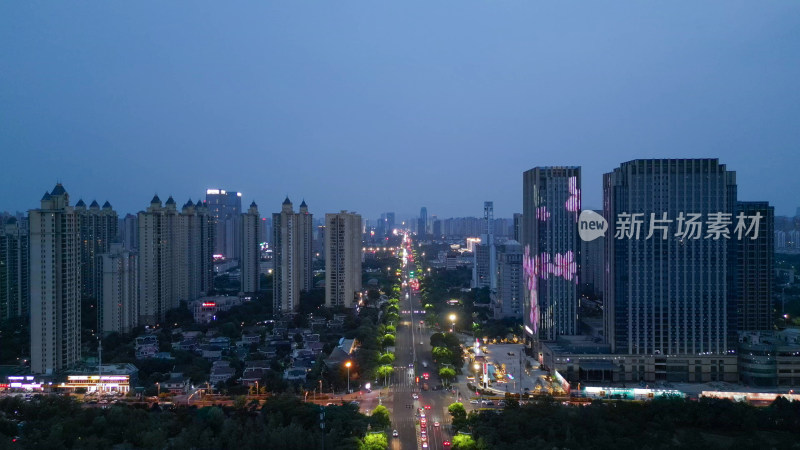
[{"xmin": 1, "ymin": 2, "xmax": 799, "ymax": 218}]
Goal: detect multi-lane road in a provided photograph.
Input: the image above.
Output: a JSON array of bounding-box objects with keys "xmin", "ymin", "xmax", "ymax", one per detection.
[{"xmin": 387, "ymin": 248, "xmax": 456, "ymax": 449}]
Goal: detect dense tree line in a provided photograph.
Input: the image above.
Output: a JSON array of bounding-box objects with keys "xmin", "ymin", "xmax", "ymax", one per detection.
[
  {"xmin": 0, "ymin": 394, "xmax": 381, "ymax": 449},
  {"xmin": 456, "ymin": 396, "xmax": 800, "ymax": 449}
]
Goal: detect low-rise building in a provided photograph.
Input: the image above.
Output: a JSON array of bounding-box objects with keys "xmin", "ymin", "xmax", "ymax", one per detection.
[
  {"xmin": 739, "ymin": 330, "xmax": 800, "ymax": 387},
  {"xmin": 191, "ymin": 296, "xmax": 244, "ymax": 323},
  {"xmin": 135, "ymin": 335, "xmax": 159, "ymax": 359},
  {"xmin": 210, "ymin": 361, "xmax": 236, "ymax": 384}
]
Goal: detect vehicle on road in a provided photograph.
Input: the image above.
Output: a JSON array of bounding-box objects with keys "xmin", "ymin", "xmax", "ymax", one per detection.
[
  {"xmin": 470, "ymin": 399, "xmax": 480, "ymax": 404},
  {"xmin": 422, "ymin": 361, "xmax": 428, "ymax": 368},
  {"xmin": 422, "ymin": 443, "xmax": 428, "ymax": 449},
  {"xmin": 392, "ymin": 430, "xmax": 399, "ymax": 438},
  {"xmin": 443, "ymin": 440, "xmax": 451, "ymax": 447},
  {"xmin": 434, "ymin": 421, "xmax": 440, "ymax": 427},
  {"xmin": 424, "ymin": 404, "xmax": 431, "ymax": 410},
  {"xmin": 412, "ymin": 393, "xmax": 419, "ymax": 399}
]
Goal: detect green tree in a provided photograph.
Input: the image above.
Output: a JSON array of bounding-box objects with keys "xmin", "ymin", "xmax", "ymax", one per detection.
[
  {"xmin": 233, "ymin": 395, "xmax": 247, "ymax": 409},
  {"xmin": 378, "ymin": 353, "xmax": 395, "ymax": 365},
  {"xmin": 376, "ymin": 365, "xmax": 394, "ymax": 385},
  {"xmin": 385, "ymin": 312, "xmax": 399, "ymax": 324},
  {"xmin": 448, "ymin": 402, "xmax": 468, "ymax": 431},
  {"xmin": 370, "ymin": 405, "xmax": 391, "ymax": 429},
  {"xmin": 382, "ymin": 334, "xmax": 395, "ymax": 347},
  {"xmin": 451, "ymin": 433, "xmax": 477, "ymax": 450},
  {"xmin": 432, "ymin": 346, "xmax": 453, "ymax": 361},
  {"xmin": 361, "ymin": 432, "xmax": 388, "ymax": 450},
  {"xmin": 439, "ymin": 367, "xmax": 456, "ymax": 385}
]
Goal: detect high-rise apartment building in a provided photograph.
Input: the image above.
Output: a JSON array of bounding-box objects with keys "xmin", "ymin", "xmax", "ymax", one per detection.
[
  {"xmin": 138, "ymin": 195, "xmax": 176, "ymax": 324},
  {"xmin": 325, "ymin": 211, "xmax": 362, "ymax": 308},
  {"xmin": 240, "ymin": 201, "xmax": 261, "ymax": 293},
  {"xmin": 272, "ymin": 198, "xmax": 313, "ymax": 313},
  {"xmin": 181, "ymin": 200, "xmax": 215, "ymax": 301},
  {"xmin": 604, "ymin": 159, "xmax": 738, "ymax": 355},
  {"xmin": 513, "ymin": 213, "xmax": 522, "ymax": 243},
  {"xmin": 75, "ymin": 199, "xmax": 118, "ymax": 300},
  {"xmin": 206, "ymin": 189, "xmax": 242, "ymax": 260},
  {"xmin": 138, "ymin": 196, "xmax": 213, "ymax": 324},
  {"xmin": 99, "ymin": 243, "xmax": 138, "ymax": 334},
  {"xmin": 493, "ymin": 240, "xmax": 524, "ymax": 319},
  {"xmin": 1, "ymin": 217, "xmax": 29, "ymax": 320},
  {"xmin": 522, "ymin": 167, "xmax": 581, "ymax": 342},
  {"xmin": 473, "ymin": 202, "xmax": 497, "ymax": 290},
  {"xmin": 735, "ymin": 201, "xmax": 774, "ymax": 331},
  {"xmin": 29, "ymin": 183, "xmax": 81, "ymax": 374},
  {"xmin": 121, "ymin": 213, "xmax": 138, "ymax": 251}
]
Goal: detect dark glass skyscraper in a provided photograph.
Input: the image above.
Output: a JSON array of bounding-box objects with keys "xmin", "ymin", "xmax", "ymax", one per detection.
[
  {"xmin": 604, "ymin": 159, "xmax": 738, "ymax": 355},
  {"xmin": 418, "ymin": 207, "xmax": 427, "ymax": 238}
]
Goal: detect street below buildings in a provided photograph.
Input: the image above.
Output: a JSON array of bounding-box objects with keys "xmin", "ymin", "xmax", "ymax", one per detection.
[{"xmin": 386, "ymin": 247, "xmax": 455, "ymax": 450}]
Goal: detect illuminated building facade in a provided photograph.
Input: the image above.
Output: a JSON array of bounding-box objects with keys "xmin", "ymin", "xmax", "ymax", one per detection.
[{"xmin": 522, "ymin": 167, "xmax": 581, "ymax": 342}]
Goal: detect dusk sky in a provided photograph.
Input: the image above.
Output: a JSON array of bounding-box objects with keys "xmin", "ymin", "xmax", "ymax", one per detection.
[{"xmin": 2, "ymin": 2, "xmax": 799, "ymax": 220}]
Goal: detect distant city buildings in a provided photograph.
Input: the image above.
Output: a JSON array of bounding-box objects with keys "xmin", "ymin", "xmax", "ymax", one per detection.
[
  {"xmin": 325, "ymin": 211, "xmax": 362, "ymax": 308},
  {"xmin": 29, "ymin": 184, "xmax": 81, "ymax": 374},
  {"xmin": 272, "ymin": 198, "xmax": 313, "ymax": 314},
  {"xmin": 0, "ymin": 216, "xmax": 29, "ymax": 320},
  {"xmin": 240, "ymin": 201, "xmax": 260, "ymax": 294},
  {"xmin": 522, "ymin": 166, "xmax": 581, "ymax": 342},
  {"xmin": 206, "ymin": 189, "xmax": 242, "ymax": 260},
  {"xmin": 418, "ymin": 207, "xmax": 428, "ymax": 238}
]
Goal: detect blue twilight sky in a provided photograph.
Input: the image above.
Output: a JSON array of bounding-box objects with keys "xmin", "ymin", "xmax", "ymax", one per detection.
[{"xmin": 1, "ymin": 1, "xmax": 799, "ymax": 221}]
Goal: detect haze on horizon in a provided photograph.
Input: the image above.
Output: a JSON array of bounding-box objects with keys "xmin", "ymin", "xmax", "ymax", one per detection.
[{"xmin": 1, "ymin": 1, "xmax": 799, "ymax": 219}]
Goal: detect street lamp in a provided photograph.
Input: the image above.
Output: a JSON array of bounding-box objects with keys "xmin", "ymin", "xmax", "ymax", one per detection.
[
  {"xmin": 345, "ymin": 361, "xmax": 352, "ymax": 394},
  {"xmin": 449, "ymin": 314, "xmax": 456, "ymax": 333}
]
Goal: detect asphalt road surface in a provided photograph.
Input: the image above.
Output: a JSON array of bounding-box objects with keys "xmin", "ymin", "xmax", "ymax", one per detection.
[{"xmin": 387, "ymin": 249, "xmax": 455, "ymax": 450}]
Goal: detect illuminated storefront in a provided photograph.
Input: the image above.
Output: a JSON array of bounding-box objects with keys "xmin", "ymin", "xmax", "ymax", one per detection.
[{"xmin": 60, "ymin": 375, "xmax": 130, "ymax": 393}]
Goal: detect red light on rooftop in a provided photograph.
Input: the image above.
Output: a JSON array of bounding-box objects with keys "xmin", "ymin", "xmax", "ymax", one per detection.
[{"xmin": 202, "ymin": 302, "xmax": 216, "ymax": 307}]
